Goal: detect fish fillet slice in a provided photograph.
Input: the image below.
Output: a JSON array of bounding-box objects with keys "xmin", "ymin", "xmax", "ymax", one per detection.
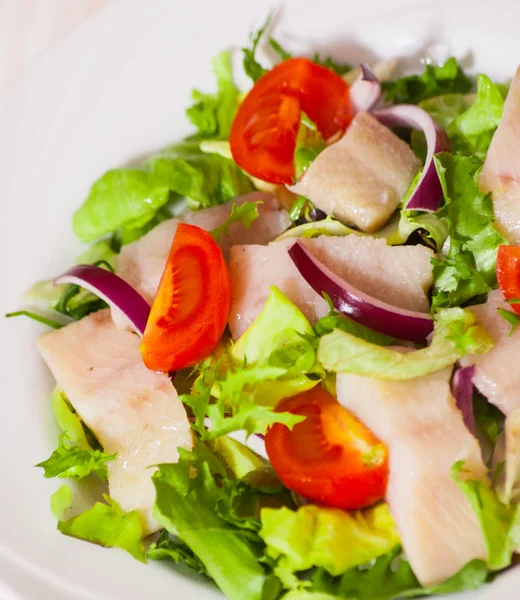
[
  {"xmin": 289, "ymin": 112, "xmax": 421, "ymax": 232},
  {"xmin": 336, "ymin": 368, "xmax": 487, "ymax": 587},
  {"xmin": 480, "ymin": 67, "xmax": 520, "ymax": 243},
  {"xmin": 228, "ymin": 235, "xmax": 433, "ymax": 339},
  {"xmin": 37, "ymin": 309, "xmax": 192, "ymax": 534}
]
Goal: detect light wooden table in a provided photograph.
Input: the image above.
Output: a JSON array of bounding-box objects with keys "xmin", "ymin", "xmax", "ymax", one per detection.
[{"xmin": 0, "ymin": 0, "xmax": 108, "ymax": 94}]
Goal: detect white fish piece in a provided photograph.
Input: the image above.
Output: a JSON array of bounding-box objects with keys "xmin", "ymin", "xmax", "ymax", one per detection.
[
  {"xmin": 37, "ymin": 309, "xmax": 192, "ymax": 535},
  {"xmin": 289, "ymin": 112, "xmax": 421, "ymax": 232},
  {"xmin": 461, "ymin": 289, "xmax": 520, "ymax": 502},
  {"xmin": 461, "ymin": 290, "xmax": 520, "ymax": 415},
  {"xmin": 336, "ymin": 367, "xmax": 488, "ymax": 587},
  {"xmin": 480, "ymin": 67, "xmax": 520, "ymax": 243},
  {"xmin": 228, "ymin": 236, "xmax": 433, "ymax": 339},
  {"xmin": 115, "ymin": 192, "xmax": 290, "ymax": 309}
]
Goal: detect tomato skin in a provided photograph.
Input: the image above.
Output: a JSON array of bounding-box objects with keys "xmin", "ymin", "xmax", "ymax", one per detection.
[
  {"xmin": 230, "ymin": 58, "xmax": 352, "ymax": 185},
  {"xmin": 497, "ymin": 245, "xmax": 520, "ymax": 316},
  {"xmin": 140, "ymin": 224, "xmax": 231, "ymax": 372},
  {"xmin": 265, "ymin": 387, "xmax": 389, "ymax": 510}
]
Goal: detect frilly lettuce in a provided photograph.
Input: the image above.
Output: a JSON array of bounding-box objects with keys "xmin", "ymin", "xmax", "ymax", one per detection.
[
  {"xmin": 431, "ymin": 153, "xmax": 504, "ymax": 311},
  {"xmin": 36, "ymin": 433, "xmax": 115, "ymax": 480}
]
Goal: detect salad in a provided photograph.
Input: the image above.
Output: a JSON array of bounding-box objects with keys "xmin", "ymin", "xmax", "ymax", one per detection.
[{"xmin": 8, "ymin": 13, "xmax": 520, "ymax": 600}]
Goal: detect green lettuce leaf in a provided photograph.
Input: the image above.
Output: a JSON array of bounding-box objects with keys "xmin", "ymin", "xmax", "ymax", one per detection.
[
  {"xmin": 50, "ymin": 484, "xmax": 73, "ymax": 520},
  {"xmin": 318, "ymin": 307, "xmax": 493, "ymax": 380},
  {"xmin": 311, "ymin": 54, "xmax": 351, "ymax": 76},
  {"xmin": 386, "ymin": 209, "xmax": 448, "ymax": 250},
  {"xmin": 498, "ymin": 308, "xmax": 520, "ymax": 336},
  {"xmin": 382, "ymin": 57, "xmax": 472, "ymax": 105},
  {"xmin": 275, "ymin": 216, "xmax": 362, "ymax": 241},
  {"xmin": 153, "ymin": 442, "xmax": 273, "ymax": 600},
  {"xmin": 309, "ymin": 546, "xmax": 488, "ymax": 600},
  {"xmin": 73, "ymin": 141, "xmax": 254, "ymax": 242},
  {"xmin": 50, "ymin": 387, "xmax": 92, "ymax": 450},
  {"xmin": 447, "ymin": 74, "xmax": 504, "ymax": 159},
  {"xmin": 147, "ymin": 530, "xmax": 211, "ymax": 579},
  {"xmin": 314, "ymin": 310, "xmax": 396, "ymax": 347},
  {"xmin": 453, "ymin": 462, "xmax": 520, "ymax": 570},
  {"xmin": 36, "ymin": 434, "xmax": 115, "ymax": 480},
  {"xmin": 187, "ymin": 51, "xmax": 239, "ymax": 139},
  {"xmin": 181, "ymin": 358, "xmax": 304, "ymax": 440},
  {"xmin": 431, "ymin": 153, "xmax": 504, "ymax": 311},
  {"xmin": 242, "ymin": 14, "xmax": 271, "ymax": 82},
  {"xmin": 260, "ymin": 503, "xmax": 399, "ymax": 579},
  {"xmin": 58, "ymin": 494, "xmax": 145, "ymax": 562},
  {"xmin": 211, "ymin": 200, "xmax": 261, "ymax": 242}
]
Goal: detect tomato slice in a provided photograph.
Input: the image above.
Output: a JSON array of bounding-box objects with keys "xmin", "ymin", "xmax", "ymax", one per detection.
[
  {"xmin": 140, "ymin": 223, "xmax": 231, "ymax": 372},
  {"xmin": 264, "ymin": 386, "xmax": 389, "ymax": 510},
  {"xmin": 230, "ymin": 58, "xmax": 353, "ymax": 185},
  {"xmin": 497, "ymin": 245, "xmax": 520, "ymax": 315}
]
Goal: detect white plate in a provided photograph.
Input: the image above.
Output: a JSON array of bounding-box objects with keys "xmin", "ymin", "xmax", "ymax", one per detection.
[{"xmin": 1, "ymin": 0, "xmax": 519, "ymax": 598}]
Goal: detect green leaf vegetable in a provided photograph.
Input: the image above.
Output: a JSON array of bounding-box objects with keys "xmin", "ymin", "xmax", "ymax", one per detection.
[
  {"xmin": 187, "ymin": 51, "xmax": 240, "ymax": 140},
  {"xmin": 497, "ymin": 308, "xmax": 520, "ymax": 337},
  {"xmin": 4, "ymin": 310, "xmax": 64, "ymax": 329},
  {"xmin": 147, "ymin": 530, "xmax": 211, "ymax": 579},
  {"xmin": 242, "ymin": 13, "xmax": 272, "ymax": 82},
  {"xmin": 36, "ymin": 433, "xmax": 115, "ymax": 480},
  {"xmin": 73, "ymin": 141, "xmax": 254, "ymax": 242},
  {"xmin": 311, "ymin": 53, "xmax": 351, "ymax": 76},
  {"xmin": 382, "ymin": 57, "xmax": 472, "ymax": 105},
  {"xmin": 431, "ymin": 153, "xmax": 504, "ymax": 311},
  {"xmin": 447, "ymin": 74, "xmax": 504, "ymax": 159},
  {"xmin": 153, "ymin": 442, "xmax": 279, "ymax": 600},
  {"xmin": 210, "ymin": 200, "xmax": 262, "ymax": 242},
  {"xmin": 309, "ymin": 546, "xmax": 488, "ymax": 600},
  {"xmin": 260, "ymin": 503, "xmax": 399, "ymax": 580},
  {"xmin": 318, "ymin": 307, "xmax": 493, "ymax": 380},
  {"xmin": 50, "ymin": 484, "xmax": 73, "ymax": 520},
  {"xmin": 453, "ymin": 462, "xmax": 520, "ymax": 570},
  {"xmin": 50, "ymin": 387, "xmax": 93, "ymax": 450},
  {"xmin": 58, "ymin": 494, "xmax": 146, "ymax": 562}
]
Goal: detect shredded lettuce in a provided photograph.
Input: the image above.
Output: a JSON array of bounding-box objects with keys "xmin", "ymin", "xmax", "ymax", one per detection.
[
  {"xmin": 211, "ymin": 200, "xmax": 261, "ymax": 242},
  {"xmin": 318, "ymin": 307, "xmax": 493, "ymax": 380},
  {"xmin": 187, "ymin": 51, "xmax": 240, "ymax": 140},
  {"xmin": 386, "ymin": 208, "xmax": 448, "ymax": 250},
  {"xmin": 431, "ymin": 153, "xmax": 504, "ymax": 311},
  {"xmin": 58, "ymin": 494, "xmax": 145, "ymax": 562},
  {"xmin": 260, "ymin": 503, "xmax": 399, "ymax": 581},
  {"xmin": 36, "ymin": 434, "xmax": 115, "ymax": 480},
  {"xmin": 382, "ymin": 57, "xmax": 472, "ymax": 105}
]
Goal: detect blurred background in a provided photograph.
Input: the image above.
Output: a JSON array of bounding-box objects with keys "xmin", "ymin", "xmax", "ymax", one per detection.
[{"xmin": 0, "ymin": 0, "xmax": 107, "ymax": 94}]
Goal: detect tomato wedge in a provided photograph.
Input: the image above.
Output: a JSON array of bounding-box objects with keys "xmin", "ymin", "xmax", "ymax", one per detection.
[
  {"xmin": 230, "ymin": 58, "xmax": 353, "ymax": 185},
  {"xmin": 497, "ymin": 245, "xmax": 520, "ymax": 315},
  {"xmin": 264, "ymin": 386, "xmax": 388, "ymax": 510},
  {"xmin": 140, "ymin": 223, "xmax": 231, "ymax": 372}
]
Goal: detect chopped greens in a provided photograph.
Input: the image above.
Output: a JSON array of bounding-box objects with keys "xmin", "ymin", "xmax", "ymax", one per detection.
[{"xmin": 382, "ymin": 57, "xmax": 472, "ymax": 105}]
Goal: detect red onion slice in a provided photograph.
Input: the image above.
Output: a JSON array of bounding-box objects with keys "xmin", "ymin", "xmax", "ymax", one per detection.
[
  {"xmin": 288, "ymin": 240, "xmax": 433, "ymax": 343},
  {"xmin": 372, "ymin": 105, "xmax": 451, "ymax": 212},
  {"xmin": 55, "ymin": 264, "xmax": 150, "ymax": 336},
  {"xmin": 452, "ymin": 365, "xmax": 476, "ymax": 435},
  {"xmin": 350, "ymin": 64, "xmax": 381, "ymax": 113}
]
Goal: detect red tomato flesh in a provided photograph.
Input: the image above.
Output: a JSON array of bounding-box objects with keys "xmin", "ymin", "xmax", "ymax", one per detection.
[
  {"xmin": 140, "ymin": 223, "xmax": 231, "ymax": 372},
  {"xmin": 265, "ymin": 386, "xmax": 389, "ymax": 510},
  {"xmin": 230, "ymin": 58, "xmax": 353, "ymax": 185},
  {"xmin": 497, "ymin": 245, "xmax": 520, "ymax": 316}
]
